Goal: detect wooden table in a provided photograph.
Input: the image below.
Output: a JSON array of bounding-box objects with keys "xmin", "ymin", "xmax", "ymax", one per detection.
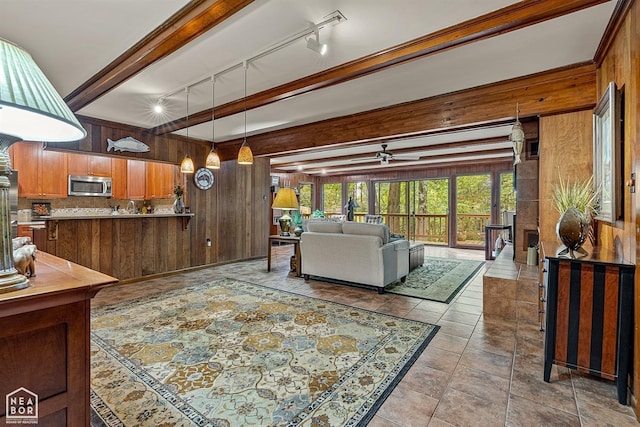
[
  {"xmin": 268, "ymin": 235, "xmax": 301, "ymax": 277},
  {"xmin": 0, "ymin": 252, "xmax": 117, "ymax": 426}
]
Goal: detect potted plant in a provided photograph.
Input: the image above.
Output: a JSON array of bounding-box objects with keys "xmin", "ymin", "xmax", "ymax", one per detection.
[
  {"xmin": 552, "ymin": 175, "xmax": 597, "ymax": 258},
  {"xmin": 173, "ymin": 184, "xmax": 185, "ymax": 214}
]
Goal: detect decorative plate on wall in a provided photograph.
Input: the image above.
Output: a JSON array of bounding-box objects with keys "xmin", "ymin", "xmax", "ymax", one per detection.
[{"xmin": 194, "ymin": 168, "xmax": 214, "ymax": 190}]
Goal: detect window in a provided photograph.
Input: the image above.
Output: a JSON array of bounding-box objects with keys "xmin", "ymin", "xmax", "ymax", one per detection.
[{"xmin": 322, "ymin": 183, "xmax": 342, "ymax": 215}]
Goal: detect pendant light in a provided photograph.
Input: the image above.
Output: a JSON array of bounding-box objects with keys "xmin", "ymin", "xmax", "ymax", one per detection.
[
  {"xmin": 205, "ymin": 77, "xmax": 221, "ymax": 169},
  {"xmin": 180, "ymin": 87, "xmax": 195, "ymax": 173},
  {"xmin": 509, "ymin": 102, "xmax": 525, "ymax": 166},
  {"xmin": 237, "ymin": 61, "xmax": 254, "ymax": 165}
]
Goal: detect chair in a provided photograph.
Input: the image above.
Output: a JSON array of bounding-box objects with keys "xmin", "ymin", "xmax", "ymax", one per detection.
[{"xmin": 364, "ymin": 214, "xmax": 384, "ymax": 224}]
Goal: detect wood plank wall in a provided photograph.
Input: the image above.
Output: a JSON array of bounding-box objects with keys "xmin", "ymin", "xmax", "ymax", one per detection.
[
  {"xmin": 592, "ymin": 0, "xmax": 639, "ymax": 413},
  {"xmin": 43, "ymin": 116, "xmax": 271, "ymax": 278}
]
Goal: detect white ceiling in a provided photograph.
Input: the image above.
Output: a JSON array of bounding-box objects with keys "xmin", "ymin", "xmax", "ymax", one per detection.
[{"xmin": 1, "ymin": 0, "xmax": 618, "ymax": 175}]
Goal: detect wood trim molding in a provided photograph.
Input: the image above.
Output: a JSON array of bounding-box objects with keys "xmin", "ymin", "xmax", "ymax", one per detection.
[
  {"xmin": 215, "ymin": 62, "xmax": 597, "ymax": 161},
  {"xmin": 151, "ymin": 0, "xmax": 608, "ymax": 135},
  {"xmin": 64, "ymin": 0, "xmax": 256, "ymax": 111},
  {"xmin": 593, "ymin": 0, "xmax": 635, "ymax": 64}
]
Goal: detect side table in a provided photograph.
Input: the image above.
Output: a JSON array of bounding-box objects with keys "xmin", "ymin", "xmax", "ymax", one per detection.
[
  {"xmin": 268, "ymin": 235, "xmax": 302, "ymax": 277},
  {"xmin": 484, "ymin": 224, "xmax": 512, "ymax": 260}
]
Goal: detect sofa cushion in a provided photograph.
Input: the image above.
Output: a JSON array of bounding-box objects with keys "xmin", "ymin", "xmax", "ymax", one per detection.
[
  {"xmin": 307, "ymin": 221, "xmax": 343, "ymax": 233},
  {"xmin": 341, "ymin": 222, "xmax": 389, "ymax": 244}
]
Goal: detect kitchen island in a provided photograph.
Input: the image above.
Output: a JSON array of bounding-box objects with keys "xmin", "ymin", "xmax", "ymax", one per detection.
[
  {"xmin": 39, "ymin": 213, "xmax": 195, "ymax": 281},
  {"xmin": 0, "ymin": 252, "xmax": 117, "ymax": 425}
]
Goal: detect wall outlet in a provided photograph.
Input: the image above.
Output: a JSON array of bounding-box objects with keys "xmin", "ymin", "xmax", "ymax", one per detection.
[{"xmin": 206, "ymin": 238, "xmax": 211, "ymax": 247}]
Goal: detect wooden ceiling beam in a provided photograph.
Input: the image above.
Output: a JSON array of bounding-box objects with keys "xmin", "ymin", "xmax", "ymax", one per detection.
[
  {"xmin": 271, "ymin": 136, "xmax": 510, "ymax": 169},
  {"xmin": 295, "ymin": 156, "xmax": 513, "ymax": 176},
  {"xmin": 215, "ymin": 62, "xmax": 596, "ymax": 161},
  {"xmin": 64, "ymin": 0, "xmax": 256, "ymax": 111},
  {"xmin": 151, "ymin": 0, "xmax": 607, "ymax": 135}
]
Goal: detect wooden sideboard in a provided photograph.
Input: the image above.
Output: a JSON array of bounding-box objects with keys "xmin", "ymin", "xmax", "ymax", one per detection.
[
  {"xmin": 541, "ymin": 241, "xmax": 634, "ymax": 404},
  {"xmin": 0, "ymin": 252, "xmax": 117, "ymax": 426}
]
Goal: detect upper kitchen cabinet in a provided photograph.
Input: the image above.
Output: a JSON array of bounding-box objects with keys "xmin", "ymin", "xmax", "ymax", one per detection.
[
  {"xmin": 67, "ymin": 153, "xmax": 112, "ymax": 177},
  {"xmin": 10, "ymin": 142, "xmax": 67, "ymax": 198},
  {"xmin": 126, "ymin": 159, "xmax": 146, "ymax": 200},
  {"xmin": 145, "ymin": 162, "xmax": 176, "ymax": 199}
]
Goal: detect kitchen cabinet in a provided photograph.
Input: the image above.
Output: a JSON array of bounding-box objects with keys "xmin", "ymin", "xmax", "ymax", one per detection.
[
  {"xmin": 10, "ymin": 142, "xmax": 67, "ymax": 198},
  {"xmin": 67, "ymin": 153, "xmax": 111, "ymax": 176},
  {"xmin": 127, "ymin": 159, "xmax": 146, "ymax": 200},
  {"xmin": 145, "ymin": 162, "xmax": 176, "ymax": 199},
  {"xmin": 111, "ymin": 158, "xmax": 128, "ymax": 199},
  {"xmin": 541, "ymin": 241, "xmax": 634, "ymax": 405},
  {"xmin": 17, "ymin": 225, "xmax": 33, "ymax": 241}
]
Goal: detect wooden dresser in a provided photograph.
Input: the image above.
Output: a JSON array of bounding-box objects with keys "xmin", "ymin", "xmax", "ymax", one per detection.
[
  {"xmin": 540, "ymin": 241, "xmax": 634, "ymax": 404},
  {"xmin": 0, "ymin": 252, "xmax": 117, "ymax": 426}
]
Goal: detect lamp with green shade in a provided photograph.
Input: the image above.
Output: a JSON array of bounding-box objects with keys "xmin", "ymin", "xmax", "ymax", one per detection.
[
  {"xmin": 272, "ymin": 188, "xmax": 299, "ymax": 236},
  {"xmin": 0, "ymin": 38, "xmax": 86, "ymax": 293}
]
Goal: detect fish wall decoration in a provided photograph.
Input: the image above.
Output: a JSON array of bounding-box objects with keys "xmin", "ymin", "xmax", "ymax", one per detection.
[{"xmin": 106, "ymin": 137, "xmax": 150, "ymax": 153}]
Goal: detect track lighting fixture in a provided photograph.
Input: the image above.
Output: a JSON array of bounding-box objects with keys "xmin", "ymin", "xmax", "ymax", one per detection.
[
  {"xmin": 153, "ymin": 98, "xmax": 164, "ymax": 114},
  {"xmin": 306, "ymin": 28, "xmax": 327, "ymax": 55}
]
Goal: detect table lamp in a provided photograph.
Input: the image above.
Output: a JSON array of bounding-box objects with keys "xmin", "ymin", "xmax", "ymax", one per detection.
[
  {"xmin": 272, "ymin": 188, "xmax": 299, "ymax": 236},
  {"xmin": 0, "ymin": 38, "xmax": 86, "ymax": 293}
]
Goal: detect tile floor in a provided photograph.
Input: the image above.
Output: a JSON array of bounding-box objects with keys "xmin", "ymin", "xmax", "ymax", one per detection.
[{"xmin": 92, "ymin": 244, "xmax": 639, "ymax": 426}]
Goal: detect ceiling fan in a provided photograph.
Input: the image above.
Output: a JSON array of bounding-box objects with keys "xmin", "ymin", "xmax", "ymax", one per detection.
[{"xmin": 371, "ymin": 144, "xmax": 421, "ymax": 165}]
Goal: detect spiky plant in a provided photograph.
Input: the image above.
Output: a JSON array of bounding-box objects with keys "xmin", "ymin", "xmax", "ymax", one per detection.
[{"xmin": 552, "ymin": 175, "xmax": 598, "ymax": 218}]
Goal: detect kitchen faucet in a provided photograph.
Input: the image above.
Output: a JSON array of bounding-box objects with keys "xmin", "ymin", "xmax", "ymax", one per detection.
[{"xmin": 126, "ymin": 200, "xmax": 136, "ymax": 214}]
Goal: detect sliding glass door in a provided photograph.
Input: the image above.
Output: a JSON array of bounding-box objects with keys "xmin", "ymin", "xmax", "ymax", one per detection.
[
  {"xmin": 374, "ymin": 179, "xmax": 450, "ymax": 243},
  {"xmin": 454, "ymin": 174, "xmax": 491, "ymax": 247}
]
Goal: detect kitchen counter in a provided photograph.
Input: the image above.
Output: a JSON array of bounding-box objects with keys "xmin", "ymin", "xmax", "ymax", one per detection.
[{"xmin": 40, "ymin": 213, "xmax": 194, "ymax": 220}]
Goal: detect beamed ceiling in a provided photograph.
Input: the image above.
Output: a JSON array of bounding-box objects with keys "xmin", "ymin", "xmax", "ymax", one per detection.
[{"xmin": 1, "ymin": 0, "xmax": 622, "ymax": 176}]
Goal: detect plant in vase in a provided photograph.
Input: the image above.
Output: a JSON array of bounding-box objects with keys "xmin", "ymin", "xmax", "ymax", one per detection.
[
  {"xmin": 173, "ymin": 184, "xmax": 185, "ymax": 214},
  {"xmin": 291, "ymin": 211, "xmax": 303, "ymax": 236},
  {"xmin": 552, "ymin": 175, "xmax": 598, "ymax": 258}
]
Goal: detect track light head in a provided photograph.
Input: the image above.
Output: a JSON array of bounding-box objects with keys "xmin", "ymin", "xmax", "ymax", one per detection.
[{"xmin": 306, "ymin": 29, "xmax": 327, "ymax": 55}]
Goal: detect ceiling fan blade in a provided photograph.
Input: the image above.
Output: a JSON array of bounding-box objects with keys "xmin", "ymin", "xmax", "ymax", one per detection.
[{"xmin": 392, "ymin": 154, "xmax": 421, "ymax": 160}]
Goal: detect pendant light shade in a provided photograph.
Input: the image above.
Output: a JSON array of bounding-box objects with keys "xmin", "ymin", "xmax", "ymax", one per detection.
[
  {"xmin": 181, "ymin": 88, "xmax": 194, "ymax": 174},
  {"xmin": 237, "ymin": 139, "xmax": 254, "ymax": 165},
  {"xmin": 206, "ymin": 78, "xmax": 221, "ymax": 169},
  {"xmin": 180, "ymin": 154, "xmax": 195, "ymax": 173},
  {"xmin": 206, "ymin": 147, "xmax": 221, "ymax": 169},
  {"xmin": 237, "ymin": 61, "xmax": 253, "ymax": 165}
]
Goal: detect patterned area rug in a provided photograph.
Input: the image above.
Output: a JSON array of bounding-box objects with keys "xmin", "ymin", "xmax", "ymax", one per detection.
[
  {"xmin": 386, "ymin": 256, "xmax": 484, "ymax": 303},
  {"xmin": 90, "ymin": 277, "xmax": 438, "ymax": 426}
]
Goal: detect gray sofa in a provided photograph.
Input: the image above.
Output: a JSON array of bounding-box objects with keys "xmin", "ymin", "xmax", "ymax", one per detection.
[{"xmin": 300, "ymin": 221, "xmax": 409, "ymax": 293}]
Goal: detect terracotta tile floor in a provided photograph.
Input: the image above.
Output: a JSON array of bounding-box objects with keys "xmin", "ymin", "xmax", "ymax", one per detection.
[{"xmin": 92, "ymin": 244, "xmax": 639, "ymax": 426}]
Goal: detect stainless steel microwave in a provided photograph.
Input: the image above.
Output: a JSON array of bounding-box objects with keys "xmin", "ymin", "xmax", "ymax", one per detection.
[{"xmin": 68, "ymin": 175, "xmax": 112, "ymax": 197}]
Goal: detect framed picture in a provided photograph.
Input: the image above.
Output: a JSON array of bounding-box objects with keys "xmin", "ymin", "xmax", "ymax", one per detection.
[
  {"xmin": 593, "ymin": 81, "xmax": 621, "ymax": 224},
  {"xmin": 273, "ymin": 212, "xmax": 282, "ymax": 225}
]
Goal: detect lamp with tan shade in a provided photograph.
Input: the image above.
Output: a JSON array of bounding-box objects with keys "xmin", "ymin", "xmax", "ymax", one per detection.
[{"xmin": 272, "ymin": 188, "xmax": 299, "ymax": 236}]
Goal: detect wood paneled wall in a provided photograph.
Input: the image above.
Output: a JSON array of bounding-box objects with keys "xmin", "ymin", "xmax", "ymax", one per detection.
[
  {"xmin": 44, "ymin": 116, "xmax": 271, "ymax": 277},
  {"xmin": 538, "ymin": 110, "xmax": 594, "ymax": 244},
  {"xmin": 593, "ymin": 0, "xmax": 640, "ymax": 413}
]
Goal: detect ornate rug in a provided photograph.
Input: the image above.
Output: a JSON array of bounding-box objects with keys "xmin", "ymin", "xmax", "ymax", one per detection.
[
  {"xmin": 90, "ymin": 277, "xmax": 438, "ymax": 426},
  {"xmin": 386, "ymin": 256, "xmax": 484, "ymax": 303}
]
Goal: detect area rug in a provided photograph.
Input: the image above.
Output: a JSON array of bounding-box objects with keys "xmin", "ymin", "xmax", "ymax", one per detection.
[
  {"xmin": 386, "ymin": 256, "xmax": 484, "ymax": 303},
  {"xmin": 90, "ymin": 277, "xmax": 439, "ymax": 426}
]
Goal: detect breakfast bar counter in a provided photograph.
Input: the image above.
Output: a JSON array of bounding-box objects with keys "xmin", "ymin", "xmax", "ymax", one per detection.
[{"xmin": 38, "ymin": 214, "xmax": 195, "ymax": 281}]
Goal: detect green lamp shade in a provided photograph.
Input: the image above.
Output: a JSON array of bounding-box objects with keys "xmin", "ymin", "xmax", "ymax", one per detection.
[{"xmin": 0, "ymin": 38, "xmax": 86, "ymax": 142}]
